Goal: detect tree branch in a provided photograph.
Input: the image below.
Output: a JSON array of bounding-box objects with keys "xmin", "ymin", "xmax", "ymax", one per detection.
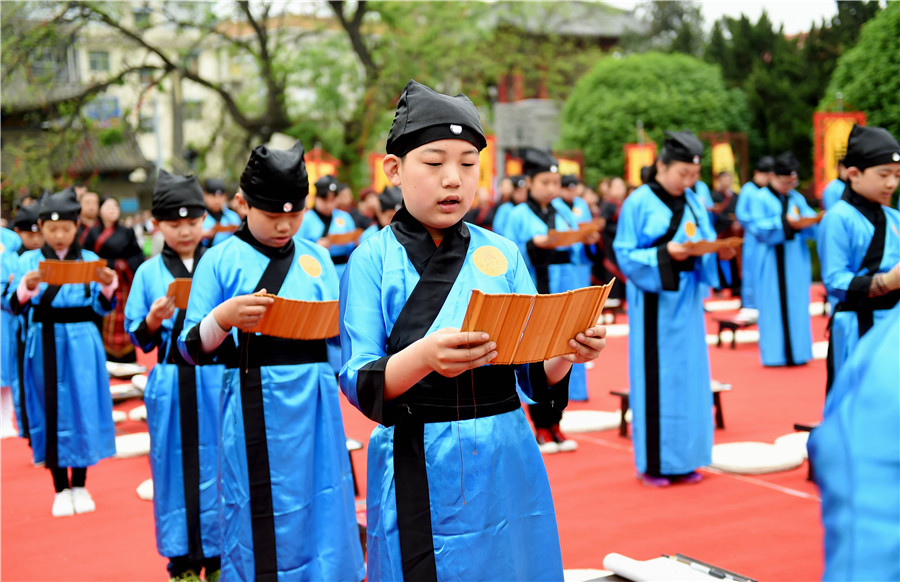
[{"xmin": 329, "ymin": 0, "xmax": 377, "ymax": 81}]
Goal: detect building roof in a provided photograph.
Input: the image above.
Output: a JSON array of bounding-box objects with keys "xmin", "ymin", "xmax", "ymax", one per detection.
[{"xmin": 1, "ymin": 128, "xmax": 152, "ymax": 177}]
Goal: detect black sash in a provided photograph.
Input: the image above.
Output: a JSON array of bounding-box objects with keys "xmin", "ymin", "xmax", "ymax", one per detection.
[
  {"xmin": 524, "ymin": 197, "xmax": 571, "ymax": 294},
  {"xmin": 233, "ymin": 225, "xmax": 295, "ymax": 581},
  {"xmin": 160, "ymin": 244, "xmax": 207, "ymax": 562},
  {"xmin": 765, "ymin": 188, "xmax": 796, "ymax": 366},
  {"xmin": 313, "ymin": 209, "xmax": 333, "ymax": 237}
]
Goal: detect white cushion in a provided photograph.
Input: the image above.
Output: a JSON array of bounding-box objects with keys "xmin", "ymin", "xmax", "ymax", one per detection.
[
  {"xmin": 774, "ymin": 432, "xmax": 810, "ymax": 460},
  {"xmin": 115, "ymin": 432, "xmax": 151, "ymax": 458},
  {"xmin": 128, "ymin": 405, "xmax": 147, "ymax": 422},
  {"xmin": 112, "ymin": 410, "xmax": 127, "ymax": 424},
  {"xmin": 136, "ymin": 478, "xmax": 153, "ymax": 501},
  {"xmin": 560, "ymin": 410, "xmax": 621, "ymax": 433},
  {"xmin": 106, "ymin": 362, "xmax": 147, "ymax": 379},
  {"xmin": 131, "ymin": 374, "xmax": 148, "ymax": 392},
  {"xmin": 346, "ymin": 438, "xmax": 363, "ymax": 451},
  {"xmin": 710, "ymin": 441, "xmax": 803, "ymax": 474},
  {"xmin": 812, "ymin": 341, "xmax": 829, "ymax": 360},
  {"xmin": 563, "ymin": 569, "xmax": 612, "ymax": 582},
  {"xmin": 110, "ymin": 383, "xmax": 141, "ymax": 402}
]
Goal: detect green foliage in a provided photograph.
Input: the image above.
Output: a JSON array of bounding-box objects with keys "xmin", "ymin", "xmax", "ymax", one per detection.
[
  {"xmin": 559, "ymin": 52, "xmax": 749, "ymax": 186},
  {"xmin": 621, "ymin": 1, "xmax": 705, "ymax": 56},
  {"xmin": 98, "ymin": 127, "xmax": 124, "ymax": 146},
  {"xmin": 822, "ymin": 2, "xmax": 900, "ymax": 137}
]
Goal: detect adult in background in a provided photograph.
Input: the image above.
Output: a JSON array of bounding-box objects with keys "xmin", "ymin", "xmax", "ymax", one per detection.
[
  {"xmin": 83, "ymin": 197, "xmax": 145, "ymax": 363},
  {"xmin": 76, "ymin": 191, "xmax": 100, "ymax": 246},
  {"xmin": 734, "ymin": 156, "xmax": 774, "ymax": 322},
  {"xmin": 711, "ymin": 171, "xmax": 741, "ymax": 297}
]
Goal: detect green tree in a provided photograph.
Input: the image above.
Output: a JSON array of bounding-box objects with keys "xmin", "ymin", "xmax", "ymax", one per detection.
[
  {"xmin": 621, "ymin": 1, "xmax": 705, "ymax": 56},
  {"xmin": 821, "ymin": 2, "xmax": 900, "ymax": 137},
  {"xmin": 559, "ymin": 52, "xmax": 749, "ymax": 185}
]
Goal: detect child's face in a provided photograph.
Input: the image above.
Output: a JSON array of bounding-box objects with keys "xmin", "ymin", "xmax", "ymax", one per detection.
[
  {"xmin": 244, "ymin": 198, "xmax": 304, "ymax": 248},
  {"xmin": 204, "ymin": 192, "xmax": 225, "ymax": 213},
  {"xmin": 314, "ymin": 193, "xmax": 336, "ymax": 216},
  {"xmin": 154, "ymin": 215, "xmax": 205, "ymax": 257},
  {"xmin": 80, "ymin": 193, "xmax": 100, "ymax": 220},
  {"xmin": 849, "ymin": 163, "xmax": 900, "ymax": 206},
  {"xmin": 384, "ymin": 139, "xmax": 480, "ymax": 237},
  {"xmin": 656, "ymin": 160, "xmax": 697, "ymax": 196},
  {"xmin": 15, "ymin": 228, "xmax": 44, "ymax": 250},
  {"xmin": 40, "ymin": 220, "xmax": 77, "ymax": 253},
  {"xmin": 770, "ymin": 174, "xmax": 795, "ymax": 195},
  {"xmin": 527, "ymin": 172, "xmax": 561, "ymax": 206}
]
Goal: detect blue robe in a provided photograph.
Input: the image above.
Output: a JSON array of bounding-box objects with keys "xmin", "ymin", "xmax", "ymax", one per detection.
[
  {"xmin": 821, "ymin": 178, "xmax": 845, "ymax": 211},
  {"xmin": 747, "ymin": 186, "xmax": 816, "ymax": 366},
  {"xmin": 808, "ymin": 304, "xmax": 900, "ymax": 581},
  {"xmin": 125, "ymin": 246, "xmax": 223, "ymax": 561},
  {"xmin": 818, "ymin": 188, "xmax": 900, "ymax": 389},
  {"xmin": 507, "ymin": 199, "xmax": 588, "ymax": 401},
  {"xmin": 735, "ymin": 182, "xmax": 761, "ymax": 309},
  {"xmin": 1, "ymin": 227, "xmax": 22, "ymax": 254},
  {"xmin": 339, "ymin": 214, "xmax": 567, "ymax": 581},
  {"xmin": 202, "ymin": 208, "xmax": 242, "ymax": 247},
  {"xmin": 11, "ymin": 246, "xmax": 116, "ymax": 467},
  {"xmin": 491, "ymin": 200, "xmax": 516, "ymax": 239},
  {"xmin": 612, "ymin": 182, "xmax": 718, "ymax": 475},
  {"xmin": 2, "ymin": 247, "xmax": 20, "ymax": 390},
  {"xmin": 295, "ymin": 208, "xmax": 357, "ymax": 281},
  {"xmin": 177, "ymin": 231, "xmax": 364, "ymax": 582}
]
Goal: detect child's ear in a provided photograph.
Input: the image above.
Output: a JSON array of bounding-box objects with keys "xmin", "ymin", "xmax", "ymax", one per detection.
[{"xmin": 383, "ymin": 155, "xmax": 402, "ymax": 187}]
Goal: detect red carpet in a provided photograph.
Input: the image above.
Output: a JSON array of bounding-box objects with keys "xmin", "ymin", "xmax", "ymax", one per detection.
[{"xmin": 2, "ymin": 292, "xmax": 829, "ymax": 581}]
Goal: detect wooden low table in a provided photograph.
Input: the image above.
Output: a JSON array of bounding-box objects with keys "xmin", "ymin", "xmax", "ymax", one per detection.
[
  {"xmin": 611, "ymin": 382, "xmax": 732, "ymax": 437},
  {"xmin": 715, "ymin": 317, "xmax": 755, "ymax": 349},
  {"xmin": 793, "ymin": 422, "xmax": 819, "ymax": 481}
]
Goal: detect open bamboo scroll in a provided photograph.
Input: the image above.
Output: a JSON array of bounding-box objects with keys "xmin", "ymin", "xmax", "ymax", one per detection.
[
  {"xmin": 247, "ymin": 294, "xmax": 339, "ymax": 339},
  {"xmin": 682, "ymin": 237, "xmax": 742, "ymax": 256},
  {"xmin": 166, "ymin": 278, "xmax": 192, "ymax": 310},
  {"xmin": 460, "ymin": 279, "xmax": 615, "ymax": 365},
  {"xmin": 211, "ymin": 223, "xmax": 239, "ymax": 234},
  {"xmin": 545, "ymin": 224, "xmax": 600, "ymax": 248},
  {"xmin": 39, "ymin": 260, "xmax": 106, "ymax": 286},
  {"xmin": 326, "ymin": 229, "xmax": 363, "ymax": 246}
]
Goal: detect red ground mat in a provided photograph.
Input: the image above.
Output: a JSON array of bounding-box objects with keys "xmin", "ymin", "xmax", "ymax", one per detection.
[{"xmin": 2, "ymin": 294, "xmax": 830, "ymax": 581}]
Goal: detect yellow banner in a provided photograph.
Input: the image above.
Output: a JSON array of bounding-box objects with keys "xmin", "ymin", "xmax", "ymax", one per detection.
[
  {"xmin": 623, "ymin": 143, "xmax": 656, "ymax": 187},
  {"xmin": 368, "ymin": 153, "xmax": 390, "ymax": 193},
  {"xmin": 557, "ymin": 158, "xmax": 581, "ymax": 178},
  {"xmin": 823, "ymin": 119, "xmax": 855, "ymax": 182},
  {"xmin": 711, "ymin": 142, "xmax": 736, "ymax": 184},
  {"xmin": 478, "ymin": 136, "xmax": 496, "ymax": 193}
]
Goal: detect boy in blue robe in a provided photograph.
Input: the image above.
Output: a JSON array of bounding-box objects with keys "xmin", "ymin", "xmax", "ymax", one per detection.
[
  {"xmin": 821, "ymin": 158, "xmax": 848, "ymax": 211},
  {"xmin": 507, "ymin": 149, "xmax": 598, "ymax": 449},
  {"xmin": 613, "ymin": 130, "xmax": 734, "ymax": 487},
  {"xmin": 339, "ymin": 80, "xmax": 607, "ymax": 581},
  {"xmin": 200, "ymin": 178, "xmax": 241, "ymax": 247},
  {"xmin": 734, "ymin": 156, "xmax": 774, "ymax": 320},
  {"xmin": 8, "ymin": 189, "xmax": 118, "ymax": 516},
  {"xmin": 1, "ymin": 227, "xmax": 22, "ymax": 437},
  {"xmin": 492, "ymin": 174, "xmax": 528, "ymax": 239},
  {"xmin": 359, "ymin": 185, "xmax": 402, "ymax": 245},
  {"xmin": 178, "ymin": 141, "xmax": 364, "ymax": 582},
  {"xmin": 746, "ymin": 152, "xmax": 818, "ymax": 367},
  {"xmin": 808, "ymin": 303, "xmax": 900, "ymax": 581},
  {"xmin": 3, "ymin": 205, "xmax": 45, "ymax": 439},
  {"xmin": 818, "ymin": 125, "xmax": 900, "ymax": 393},
  {"xmin": 295, "ymin": 175, "xmax": 358, "ymax": 281},
  {"xmin": 125, "ymin": 170, "xmax": 224, "ymax": 582}
]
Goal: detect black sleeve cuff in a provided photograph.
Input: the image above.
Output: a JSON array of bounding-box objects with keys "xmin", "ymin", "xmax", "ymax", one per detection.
[
  {"xmin": 97, "ymin": 292, "xmax": 115, "ymax": 312},
  {"xmin": 9, "ymin": 292, "xmax": 27, "ymax": 316},
  {"xmin": 357, "ymin": 355, "xmax": 398, "ymax": 426},
  {"xmin": 844, "ymin": 275, "xmax": 873, "ymax": 308},
  {"xmin": 526, "ymin": 240, "xmax": 552, "ymax": 267},
  {"xmin": 782, "ymin": 216, "xmax": 797, "ymax": 240},
  {"xmin": 132, "ymin": 318, "xmax": 163, "ymax": 352},
  {"xmin": 657, "ymin": 245, "xmax": 679, "ymax": 292},
  {"xmin": 181, "ymin": 322, "xmax": 227, "ymax": 366},
  {"xmin": 528, "ymin": 361, "xmax": 570, "ymax": 411}
]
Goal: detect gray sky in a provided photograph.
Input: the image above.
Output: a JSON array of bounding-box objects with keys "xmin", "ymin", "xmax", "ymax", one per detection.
[{"xmin": 606, "ymin": 0, "xmax": 840, "ymax": 35}]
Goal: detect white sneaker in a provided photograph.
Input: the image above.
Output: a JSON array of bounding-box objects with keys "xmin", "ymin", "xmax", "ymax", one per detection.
[
  {"xmin": 71, "ymin": 487, "xmax": 96, "ymax": 514},
  {"xmin": 556, "ymin": 439, "xmax": 578, "ymax": 453},
  {"xmin": 52, "ymin": 489, "xmax": 75, "ymax": 517},
  {"xmin": 538, "ymin": 441, "xmax": 560, "ymax": 454}
]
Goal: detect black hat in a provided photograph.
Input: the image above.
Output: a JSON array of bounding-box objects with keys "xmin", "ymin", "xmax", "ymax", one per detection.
[
  {"xmin": 203, "ymin": 178, "xmax": 227, "ymax": 195},
  {"xmin": 511, "ymin": 174, "xmax": 528, "ymax": 189},
  {"xmin": 379, "ymin": 186, "xmax": 403, "ymax": 212},
  {"xmin": 661, "ymin": 130, "xmax": 703, "ymax": 165},
  {"xmin": 12, "ymin": 204, "xmax": 40, "ymax": 232},
  {"xmin": 755, "ymin": 156, "xmax": 775, "ymax": 173},
  {"xmin": 561, "ymin": 174, "xmax": 581, "ymax": 189},
  {"xmin": 773, "ymin": 151, "xmax": 799, "ymax": 176},
  {"xmin": 240, "ymin": 140, "xmax": 309, "ymax": 213},
  {"xmin": 153, "ymin": 169, "xmax": 206, "ymax": 221},
  {"xmin": 844, "ymin": 125, "xmax": 900, "ymax": 172},
  {"xmin": 522, "ymin": 149, "xmax": 559, "ymax": 177},
  {"xmin": 314, "ymin": 175, "xmax": 340, "ymax": 198},
  {"xmin": 386, "ymin": 80, "xmax": 487, "ymax": 157},
  {"xmin": 38, "ymin": 188, "xmax": 81, "ymax": 222}
]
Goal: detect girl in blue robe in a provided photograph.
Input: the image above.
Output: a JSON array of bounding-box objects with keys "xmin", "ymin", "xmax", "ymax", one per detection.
[
  {"xmin": 9, "ymin": 189, "xmax": 117, "ymax": 516},
  {"xmin": 613, "ymin": 130, "xmax": 729, "ymax": 486},
  {"xmin": 492, "ymin": 175, "xmax": 528, "ymax": 239},
  {"xmin": 808, "ymin": 303, "xmax": 900, "ymax": 581},
  {"xmin": 1, "ymin": 243, "xmax": 20, "ymax": 437},
  {"xmin": 200, "ymin": 178, "xmax": 242, "ymax": 247},
  {"xmin": 178, "ymin": 141, "xmax": 364, "ymax": 582},
  {"xmin": 817, "ymin": 125, "xmax": 900, "ymax": 393},
  {"xmin": 295, "ymin": 175, "xmax": 358, "ymax": 281},
  {"xmin": 340, "ymin": 80, "xmax": 607, "ymax": 582},
  {"xmin": 734, "ymin": 157, "xmax": 774, "ymax": 314},
  {"xmin": 125, "ymin": 171, "xmax": 223, "ymax": 581},
  {"xmin": 746, "ymin": 152, "xmax": 817, "ymax": 367}
]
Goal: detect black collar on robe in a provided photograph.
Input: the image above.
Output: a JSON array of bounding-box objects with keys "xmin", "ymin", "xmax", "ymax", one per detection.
[
  {"xmin": 208, "ymin": 209, "xmax": 224, "ymax": 223},
  {"xmin": 160, "ymin": 243, "xmax": 206, "ymax": 279},
  {"xmin": 387, "ymin": 204, "xmax": 470, "ymax": 352},
  {"xmin": 648, "ymin": 180, "xmax": 699, "ymax": 246},
  {"xmin": 525, "ymin": 195, "xmax": 556, "ymax": 229},
  {"xmin": 841, "ymin": 184, "xmax": 884, "ymax": 227},
  {"xmin": 842, "ymin": 183, "xmax": 889, "ymax": 277},
  {"xmin": 232, "ymin": 219, "xmax": 294, "ymax": 260},
  {"xmin": 313, "ymin": 208, "xmax": 333, "ymax": 235}
]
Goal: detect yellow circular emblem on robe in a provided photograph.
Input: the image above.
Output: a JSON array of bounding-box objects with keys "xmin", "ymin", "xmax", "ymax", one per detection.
[
  {"xmin": 684, "ymin": 221, "xmax": 697, "ymax": 238},
  {"xmin": 336, "ymin": 217, "xmax": 345, "ymax": 227},
  {"xmin": 573, "ymin": 207, "xmax": 583, "ymax": 217},
  {"xmin": 472, "ymin": 245, "xmax": 508, "ymax": 277},
  {"xmin": 298, "ymin": 254, "xmax": 322, "ymax": 278},
  {"xmin": 892, "ymin": 223, "xmax": 899, "ymax": 237}
]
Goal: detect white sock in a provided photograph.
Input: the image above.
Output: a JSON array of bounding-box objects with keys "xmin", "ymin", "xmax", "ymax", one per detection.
[{"xmin": 0, "ymin": 386, "xmax": 16, "ymax": 436}]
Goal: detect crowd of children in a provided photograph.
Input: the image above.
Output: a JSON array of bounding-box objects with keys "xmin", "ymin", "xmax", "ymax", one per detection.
[{"xmin": 1, "ymin": 79, "xmax": 898, "ymax": 581}]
